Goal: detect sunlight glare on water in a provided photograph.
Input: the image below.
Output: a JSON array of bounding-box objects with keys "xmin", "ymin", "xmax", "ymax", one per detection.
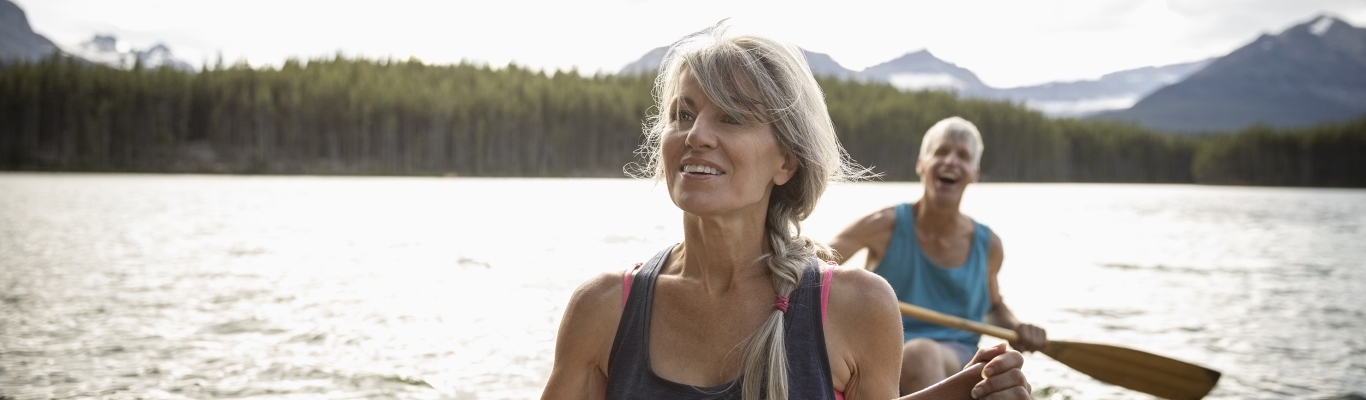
[{"xmin": 1, "ymin": 174, "xmax": 1363, "ymax": 399}]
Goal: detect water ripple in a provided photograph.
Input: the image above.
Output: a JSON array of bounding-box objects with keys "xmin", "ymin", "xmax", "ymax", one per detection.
[{"xmin": 2, "ymin": 175, "xmax": 1363, "ymax": 399}]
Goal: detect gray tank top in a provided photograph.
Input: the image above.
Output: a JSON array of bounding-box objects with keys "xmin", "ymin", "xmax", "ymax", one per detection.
[{"xmin": 604, "ymin": 245, "xmax": 838, "ymax": 399}]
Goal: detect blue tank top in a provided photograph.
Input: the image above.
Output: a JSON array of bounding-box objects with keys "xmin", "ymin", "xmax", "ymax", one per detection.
[
  {"xmin": 873, "ymin": 203, "xmax": 992, "ymax": 347},
  {"xmin": 604, "ymin": 245, "xmax": 838, "ymax": 400}
]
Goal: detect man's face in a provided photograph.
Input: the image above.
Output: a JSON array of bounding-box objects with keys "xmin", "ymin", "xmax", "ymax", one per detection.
[{"xmin": 916, "ymin": 134, "xmax": 979, "ymax": 204}]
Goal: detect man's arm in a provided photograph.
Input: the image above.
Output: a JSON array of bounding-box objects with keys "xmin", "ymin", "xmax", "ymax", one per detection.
[
  {"xmin": 829, "ymin": 207, "xmax": 896, "ymax": 268},
  {"xmin": 982, "ymin": 233, "xmax": 1048, "ymax": 352}
]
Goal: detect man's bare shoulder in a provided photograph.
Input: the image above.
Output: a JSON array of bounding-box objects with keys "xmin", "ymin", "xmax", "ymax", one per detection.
[
  {"xmin": 865, "ymin": 206, "xmax": 899, "ymax": 227},
  {"xmin": 843, "ymin": 205, "xmax": 898, "ymax": 234}
]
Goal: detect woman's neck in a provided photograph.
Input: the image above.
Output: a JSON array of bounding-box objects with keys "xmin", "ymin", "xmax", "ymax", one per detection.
[{"xmin": 675, "ymin": 210, "xmax": 771, "ymax": 294}]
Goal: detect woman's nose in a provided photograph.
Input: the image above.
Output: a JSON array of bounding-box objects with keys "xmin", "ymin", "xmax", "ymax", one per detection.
[{"xmin": 684, "ymin": 118, "xmax": 718, "ymax": 150}]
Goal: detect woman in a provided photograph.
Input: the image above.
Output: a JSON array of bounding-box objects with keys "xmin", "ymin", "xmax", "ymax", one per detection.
[{"xmin": 541, "ymin": 22, "xmax": 1030, "ymax": 400}]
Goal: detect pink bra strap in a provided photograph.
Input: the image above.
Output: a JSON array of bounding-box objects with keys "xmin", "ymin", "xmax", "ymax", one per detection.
[
  {"xmin": 622, "ymin": 262, "xmax": 642, "ymax": 309},
  {"xmin": 821, "ymin": 262, "xmax": 834, "ymax": 326}
]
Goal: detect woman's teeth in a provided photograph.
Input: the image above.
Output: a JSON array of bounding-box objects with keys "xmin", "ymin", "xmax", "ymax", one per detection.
[{"xmin": 683, "ymin": 165, "xmax": 720, "ymax": 175}]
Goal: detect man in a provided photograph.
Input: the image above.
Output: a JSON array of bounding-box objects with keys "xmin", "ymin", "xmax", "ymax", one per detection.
[{"xmin": 828, "ymin": 116, "xmax": 1047, "ymax": 395}]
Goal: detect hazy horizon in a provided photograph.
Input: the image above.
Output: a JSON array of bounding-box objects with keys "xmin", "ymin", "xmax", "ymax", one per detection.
[{"xmin": 13, "ymin": 0, "xmax": 1366, "ymax": 88}]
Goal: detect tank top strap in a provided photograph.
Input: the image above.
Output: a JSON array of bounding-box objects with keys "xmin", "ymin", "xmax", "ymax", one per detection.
[
  {"xmin": 604, "ymin": 246, "xmax": 837, "ymax": 399},
  {"xmin": 970, "ymin": 220, "xmax": 992, "ymax": 267},
  {"xmin": 894, "ymin": 202, "xmax": 916, "ymax": 241},
  {"xmin": 973, "ymin": 221, "xmax": 992, "ymax": 248},
  {"xmin": 783, "ymin": 259, "xmax": 839, "ymax": 399}
]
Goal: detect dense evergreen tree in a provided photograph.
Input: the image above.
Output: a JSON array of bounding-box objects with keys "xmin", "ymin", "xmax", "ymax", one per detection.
[{"xmin": 1, "ymin": 55, "xmax": 1361, "ymax": 186}]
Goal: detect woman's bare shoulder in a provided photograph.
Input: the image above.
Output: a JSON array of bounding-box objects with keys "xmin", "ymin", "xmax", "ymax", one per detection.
[
  {"xmin": 825, "ymin": 266, "xmax": 898, "ymax": 320},
  {"xmin": 564, "ymin": 271, "xmax": 628, "ymax": 323},
  {"xmin": 832, "ymin": 266, "xmax": 895, "ymax": 297},
  {"xmin": 544, "ymin": 270, "xmax": 630, "ymax": 398},
  {"xmin": 551, "ymin": 270, "xmax": 631, "ymax": 375}
]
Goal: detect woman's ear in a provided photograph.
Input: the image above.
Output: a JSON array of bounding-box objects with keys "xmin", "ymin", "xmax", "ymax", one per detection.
[{"xmin": 773, "ymin": 149, "xmax": 799, "ymax": 186}]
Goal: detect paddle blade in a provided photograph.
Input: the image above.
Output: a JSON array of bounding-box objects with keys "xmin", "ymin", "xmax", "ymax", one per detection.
[{"xmin": 1043, "ymin": 340, "xmax": 1221, "ymax": 400}]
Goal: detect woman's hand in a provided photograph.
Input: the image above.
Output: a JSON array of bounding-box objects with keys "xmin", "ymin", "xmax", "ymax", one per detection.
[{"xmin": 967, "ymin": 343, "xmax": 1031, "ymax": 399}]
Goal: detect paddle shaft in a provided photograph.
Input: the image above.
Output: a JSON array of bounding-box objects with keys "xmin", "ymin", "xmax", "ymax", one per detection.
[
  {"xmin": 899, "ymin": 301, "xmax": 1222, "ymax": 399},
  {"xmin": 898, "ymin": 302, "xmax": 1020, "ymax": 342}
]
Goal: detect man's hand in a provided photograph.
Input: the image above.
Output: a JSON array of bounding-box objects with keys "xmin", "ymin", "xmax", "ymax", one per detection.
[{"xmin": 1011, "ymin": 323, "xmax": 1047, "ymax": 352}]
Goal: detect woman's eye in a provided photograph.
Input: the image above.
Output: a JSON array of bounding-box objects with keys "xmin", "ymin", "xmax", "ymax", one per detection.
[
  {"xmin": 674, "ymin": 111, "xmax": 694, "ymax": 122},
  {"xmin": 722, "ymin": 115, "xmax": 742, "ymax": 125}
]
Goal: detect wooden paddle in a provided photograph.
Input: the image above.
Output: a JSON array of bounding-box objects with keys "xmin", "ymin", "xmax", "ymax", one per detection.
[{"xmin": 899, "ymin": 302, "xmax": 1222, "ymax": 400}]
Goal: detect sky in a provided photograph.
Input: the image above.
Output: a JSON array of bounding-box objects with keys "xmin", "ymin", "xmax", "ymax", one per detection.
[{"xmin": 15, "ymin": 0, "xmax": 1366, "ymax": 88}]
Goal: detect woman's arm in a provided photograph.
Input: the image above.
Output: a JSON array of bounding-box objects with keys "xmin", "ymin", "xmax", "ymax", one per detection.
[
  {"xmin": 825, "ymin": 267, "xmax": 904, "ymax": 400},
  {"xmin": 540, "ymin": 272, "xmax": 624, "ymax": 400}
]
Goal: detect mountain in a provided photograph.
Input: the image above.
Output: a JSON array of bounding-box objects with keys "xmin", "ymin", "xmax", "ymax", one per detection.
[
  {"xmin": 66, "ymin": 34, "xmax": 195, "ymax": 71},
  {"xmin": 618, "ymin": 47, "xmax": 667, "ymax": 75},
  {"xmin": 989, "ymin": 59, "xmax": 1211, "ymax": 117},
  {"xmin": 618, "ymin": 46, "xmax": 1207, "ymax": 117},
  {"xmin": 857, "ymin": 50, "xmax": 990, "ymax": 93},
  {"xmin": 0, "ymin": 0, "xmax": 60, "ymax": 63},
  {"xmin": 1093, "ymin": 15, "xmax": 1366, "ymax": 133},
  {"xmin": 1, "ymin": 1, "xmax": 192, "ymax": 71},
  {"xmin": 802, "ymin": 49, "xmax": 857, "ymax": 79},
  {"xmin": 618, "ymin": 46, "xmax": 855, "ymax": 79},
  {"xmin": 850, "ymin": 51, "xmax": 1210, "ymax": 117}
]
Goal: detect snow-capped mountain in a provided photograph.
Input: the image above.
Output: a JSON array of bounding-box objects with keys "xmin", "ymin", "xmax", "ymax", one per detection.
[
  {"xmin": 988, "ymin": 59, "xmax": 1211, "ymax": 117},
  {"xmin": 68, "ymin": 34, "xmax": 195, "ymax": 71},
  {"xmin": 618, "ymin": 47, "xmax": 1209, "ymax": 118},
  {"xmin": 1092, "ymin": 14, "xmax": 1366, "ymax": 132},
  {"xmin": 857, "ymin": 50, "xmax": 990, "ymax": 93}
]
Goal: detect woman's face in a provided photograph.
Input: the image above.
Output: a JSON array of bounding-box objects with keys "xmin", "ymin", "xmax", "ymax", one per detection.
[{"xmin": 661, "ymin": 71, "xmax": 797, "ymax": 219}]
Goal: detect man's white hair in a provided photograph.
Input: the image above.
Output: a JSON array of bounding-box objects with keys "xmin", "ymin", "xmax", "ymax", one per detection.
[{"xmin": 918, "ymin": 116, "xmax": 984, "ymax": 167}]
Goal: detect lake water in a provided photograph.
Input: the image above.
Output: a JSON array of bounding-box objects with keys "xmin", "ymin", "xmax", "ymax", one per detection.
[{"xmin": 1, "ymin": 173, "xmax": 1363, "ymax": 400}]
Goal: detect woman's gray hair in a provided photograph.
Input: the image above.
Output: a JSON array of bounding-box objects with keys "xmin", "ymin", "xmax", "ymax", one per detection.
[
  {"xmin": 629, "ymin": 20, "xmax": 866, "ymax": 400},
  {"xmin": 919, "ymin": 116, "xmax": 985, "ymax": 167}
]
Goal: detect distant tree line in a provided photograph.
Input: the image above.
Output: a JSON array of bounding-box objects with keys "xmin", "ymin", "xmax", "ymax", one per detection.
[
  {"xmin": 0, "ymin": 54, "xmax": 654, "ymax": 176},
  {"xmin": 1, "ymin": 54, "xmax": 1362, "ymax": 187}
]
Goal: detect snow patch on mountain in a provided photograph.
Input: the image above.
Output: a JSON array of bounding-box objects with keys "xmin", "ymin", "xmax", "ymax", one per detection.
[
  {"xmin": 887, "ymin": 73, "xmax": 966, "ymax": 91},
  {"xmin": 67, "ymin": 35, "xmax": 194, "ymax": 71},
  {"xmin": 1309, "ymin": 16, "xmax": 1336, "ymax": 36}
]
